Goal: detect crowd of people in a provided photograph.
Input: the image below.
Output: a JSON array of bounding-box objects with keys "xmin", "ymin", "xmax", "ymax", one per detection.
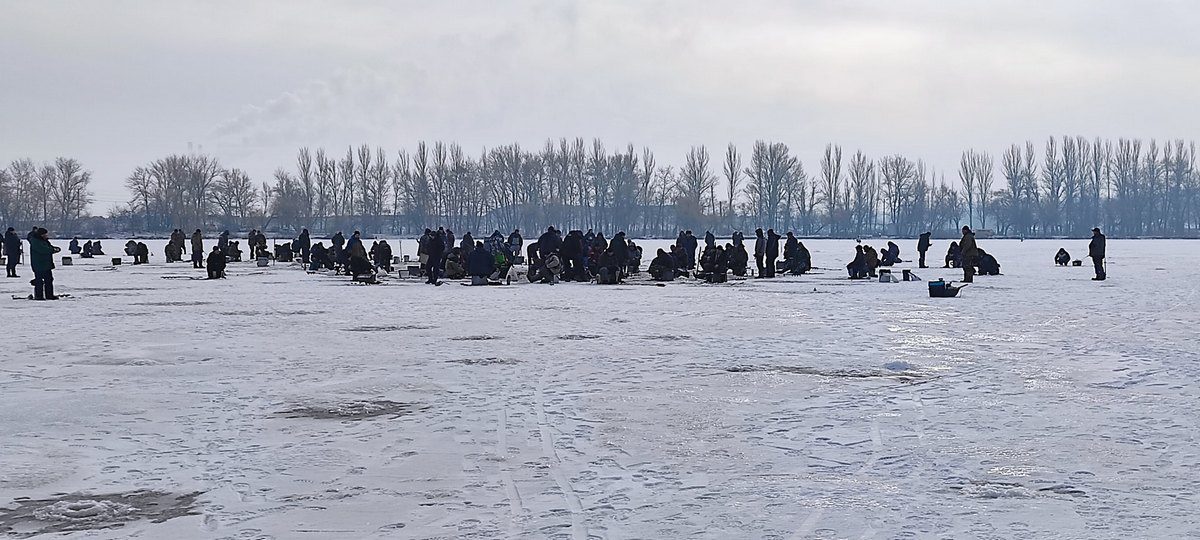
[{"xmin": 1, "ymin": 223, "xmax": 1113, "ymax": 298}]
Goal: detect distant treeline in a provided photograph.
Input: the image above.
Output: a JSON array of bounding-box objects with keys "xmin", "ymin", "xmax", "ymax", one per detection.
[{"xmin": 6, "ymin": 136, "xmax": 1198, "ymax": 238}]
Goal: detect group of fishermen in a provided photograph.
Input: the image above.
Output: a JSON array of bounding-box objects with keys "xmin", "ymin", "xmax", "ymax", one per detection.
[{"xmin": 3, "ymin": 226, "xmax": 61, "ymax": 299}]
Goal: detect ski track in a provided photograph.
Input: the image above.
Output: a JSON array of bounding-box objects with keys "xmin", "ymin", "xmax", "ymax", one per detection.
[{"xmin": 0, "ymin": 238, "xmax": 1198, "ymax": 539}]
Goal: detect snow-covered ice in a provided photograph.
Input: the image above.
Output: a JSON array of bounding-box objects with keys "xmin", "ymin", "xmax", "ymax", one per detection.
[{"xmin": 1, "ymin": 238, "xmax": 1197, "ymax": 538}]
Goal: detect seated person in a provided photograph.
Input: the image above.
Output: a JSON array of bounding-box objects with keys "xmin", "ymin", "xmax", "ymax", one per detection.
[
  {"xmin": 944, "ymin": 241, "xmax": 960, "ymax": 268},
  {"xmin": 489, "ymin": 249, "xmax": 512, "ymax": 281},
  {"xmin": 444, "ymin": 248, "xmax": 468, "ymax": 279},
  {"xmin": 348, "ymin": 251, "xmax": 374, "ymax": 277},
  {"xmin": 648, "ymin": 249, "xmax": 675, "ymax": 281},
  {"xmin": 786, "ymin": 242, "xmax": 812, "ymax": 275},
  {"xmin": 847, "ymin": 245, "xmax": 868, "ymax": 279},
  {"xmin": 69, "ymin": 238, "xmax": 81, "ymax": 254},
  {"xmin": 880, "ymin": 241, "xmax": 902, "ymax": 266},
  {"xmin": 81, "ymin": 241, "xmax": 94, "ymax": 258},
  {"xmin": 595, "ymin": 248, "xmax": 622, "ymax": 284},
  {"xmin": 374, "ymin": 240, "xmax": 393, "ymax": 272},
  {"xmin": 124, "ymin": 239, "xmax": 138, "ymax": 256},
  {"xmin": 729, "ymin": 243, "xmax": 749, "ymax": 276},
  {"xmin": 977, "ymin": 249, "xmax": 1001, "ymax": 276},
  {"xmin": 206, "ymin": 246, "xmax": 227, "ymax": 279},
  {"xmin": 275, "ymin": 242, "xmax": 294, "ymax": 263},
  {"xmin": 541, "ymin": 251, "xmax": 564, "ymax": 283},
  {"xmin": 468, "ymin": 241, "xmax": 495, "ymax": 280},
  {"xmin": 227, "ymin": 241, "xmax": 243, "ymax": 262},
  {"xmin": 92, "ymin": 241, "xmax": 104, "ymax": 255},
  {"xmin": 308, "ymin": 242, "xmax": 329, "ymax": 271},
  {"xmin": 863, "ymin": 245, "xmax": 879, "ymax": 277},
  {"xmin": 1055, "ymin": 248, "xmax": 1070, "ymax": 266}
]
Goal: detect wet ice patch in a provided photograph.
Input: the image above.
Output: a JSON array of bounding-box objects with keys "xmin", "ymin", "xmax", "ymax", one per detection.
[
  {"xmin": 447, "ymin": 357, "xmax": 519, "ymax": 366},
  {"xmin": 561, "ymin": 334, "xmax": 602, "ymax": 340},
  {"xmin": 345, "ymin": 324, "xmax": 434, "ymax": 332},
  {"xmin": 642, "ymin": 334, "xmax": 691, "ymax": 341},
  {"xmin": 948, "ymin": 479, "xmax": 1086, "ymax": 499},
  {"xmin": 725, "ymin": 365, "xmax": 923, "ymax": 381},
  {"xmin": 0, "ymin": 490, "xmax": 200, "ymax": 538},
  {"xmin": 449, "ymin": 335, "xmax": 496, "ymax": 341},
  {"xmin": 276, "ymin": 399, "xmax": 424, "ymax": 420},
  {"xmin": 132, "ymin": 301, "xmax": 213, "ymax": 307}
]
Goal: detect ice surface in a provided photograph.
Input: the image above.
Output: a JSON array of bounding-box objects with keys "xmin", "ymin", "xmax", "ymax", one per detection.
[{"xmin": 1, "ymin": 238, "xmax": 1198, "ymax": 538}]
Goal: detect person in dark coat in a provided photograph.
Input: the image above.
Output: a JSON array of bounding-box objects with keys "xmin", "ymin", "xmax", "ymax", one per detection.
[
  {"xmin": 764, "ymin": 229, "xmax": 781, "ymax": 277},
  {"xmin": 1055, "ymin": 248, "xmax": 1071, "ymax": 266},
  {"xmin": 537, "ymin": 227, "xmax": 561, "ymax": 260},
  {"xmin": 191, "ymin": 229, "xmax": 205, "ymax": 269},
  {"xmin": 135, "ymin": 242, "xmax": 150, "ymax": 264},
  {"xmin": 218, "ymin": 230, "xmax": 230, "ymax": 255},
  {"xmin": 309, "ymin": 242, "xmax": 328, "ymax": 272},
  {"xmin": 788, "ymin": 240, "xmax": 812, "ymax": 275},
  {"xmin": 206, "ymin": 246, "xmax": 227, "ymax": 279},
  {"xmin": 704, "ymin": 230, "xmax": 715, "ymax": 250},
  {"xmin": 753, "ymin": 228, "xmax": 765, "ymax": 277},
  {"xmin": 467, "ymin": 241, "xmax": 495, "ymax": 278},
  {"xmin": 863, "ymin": 245, "xmax": 880, "ymax": 277},
  {"xmin": 69, "ymin": 237, "xmax": 81, "ymax": 254},
  {"xmin": 374, "ymin": 240, "xmax": 394, "ymax": 273},
  {"xmin": 560, "ymin": 230, "xmax": 584, "ymax": 280},
  {"xmin": 444, "ymin": 230, "xmax": 455, "ymax": 256},
  {"xmin": 1088, "ymin": 227, "xmax": 1106, "ymax": 280},
  {"xmin": 4, "ymin": 227, "xmax": 21, "ymax": 277},
  {"xmin": 425, "ymin": 230, "xmax": 445, "ymax": 285},
  {"xmin": 92, "ymin": 241, "xmax": 104, "ymax": 255},
  {"xmin": 649, "ymin": 248, "xmax": 675, "ymax": 281},
  {"xmin": 847, "ymin": 245, "xmax": 868, "ymax": 279},
  {"xmin": 296, "ymin": 228, "xmax": 311, "ymax": 263},
  {"xmin": 880, "ymin": 241, "xmax": 902, "ymax": 266},
  {"xmin": 461, "ymin": 232, "xmax": 475, "ymax": 259},
  {"xmin": 28, "ymin": 228, "xmax": 59, "ymax": 299},
  {"xmin": 331, "ymin": 231, "xmax": 345, "ymax": 252},
  {"xmin": 977, "ymin": 249, "xmax": 1001, "ymax": 276},
  {"xmin": 124, "ymin": 239, "xmax": 138, "ymax": 257},
  {"xmin": 730, "ymin": 241, "xmax": 749, "ymax": 276},
  {"xmin": 81, "ymin": 241, "xmax": 94, "ymax": 258},
  {"xmin": 610, "ymin": 232, "xmax": 629, "ymax": 269},
  {"xmin": 508, "ymin": 229, "xmax": 523, "ymax": 259},
  {"xmin": 959, "ymin": 226, "xmax": 978, "ymax": 283},
  {"xmin": 944, "ymin": 241, "xmax": 960, "ymax": 268},
  {"xmin": 683, "ymin": 230, "xmax": 698, "ymax": 269},
  {"xmin": 917, "ymin": 232, "xmax": 932, "ymax": 268}
]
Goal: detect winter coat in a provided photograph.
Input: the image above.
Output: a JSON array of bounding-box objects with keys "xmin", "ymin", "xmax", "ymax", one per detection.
[
  {"xmin": 959, "ymin": 232, "xmax": 979, "ymax": 264},
  {"xmin": 508, "ymin": 231, "xmax": 523, "ymax": 250},
  {"xmin": 191, "ymin": 232, "xmax": 204, "ymax": 253},
  {"xmin": 207, "ymin": 249, "xmax": 227, "ymax": 274},
  {"xmin": 467, "ymin": 248, "xmax": 495, "ymax": 277},
  {"xmin": 704, "ymin": 231, "xmax": 715, "ymax": 249},
  {"xmin": 3, "ymin": 231, "xmax": 21, "ymax": 257},
  {"xmin": 917, "ymin": 233, "xmax": 932, "ymax": 252},
  {"xmin": 537, "ymin": 231, "xmax": 561, "ymax": 258},
  {"xmin": 765, "ymin": 231, "xmax": 781, "ymax": 258},
  {"xmin": 28, "ymin": 234, "xmax": 58, "ymax": 272},
  {"xmin": 296, "ymin": 230, "xmax": 310, "ymax": 251},
  {"xmin": 1089, "ymin": 233, "xmax": 1106, "ymax": 260},
  {"xmin": 754, "ymin": 234, "xmax": 765, "ymax": 257}
]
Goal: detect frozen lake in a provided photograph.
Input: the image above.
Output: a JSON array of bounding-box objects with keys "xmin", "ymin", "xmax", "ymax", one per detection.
[{"xmin": 1, "ymin": 237, "xmax": 1197, "ymax": 538}]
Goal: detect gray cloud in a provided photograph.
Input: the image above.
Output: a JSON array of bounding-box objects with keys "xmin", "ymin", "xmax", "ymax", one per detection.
[{"xmin": 1, "ymin": 0, "xmax": 1197, "ymax": 207}]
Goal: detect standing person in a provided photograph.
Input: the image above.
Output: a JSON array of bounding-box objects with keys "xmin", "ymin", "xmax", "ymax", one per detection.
[
  {"xmin": 917, "ymin": 232, "xmax": 932, "ymax": 269},
  {"xmin": 959, "ymin": 226, "xmax": 978, "ymax": 283},
  {"xmin": 191, "ymin": 229, "xmax": 205, "ymax": 269},
  {"xmin": 704, "ymin": 230, "xmax": 715, "ymax": 250},
  {"xmin": 684, "ymin": 230, "xmax": 698, "ymax": 269},
  {"xmin": 508, "ymin": 229, "xmax": 523, "ymax": 259},
  {"xmin": 296, "ymin": 228, "xmax": 311, "ymax": 264},
  {"xmin": 1088, "ymin": 227, "xmax": 1106, "ymax": 281},
  {"xmin": 218, "ymin": 230, "xmax": 230, "ymax": 255},
  {"xmin": 28, "ymin": 227, "xmax": 60, "ymax": 300},
  {"xmin": 425, "ymin": 229, "xmax": 445, "ymax": 285},
  {"xmin": 4, "ymin": 227, "xmax": 21, "ymax": 277},
  {"xmin": 753, "ymin": 228, "xmax": 765, "ymax": 277},
  {"xmin": 764, "ymin": 228, "xmax": 781, "ymax": 277}
]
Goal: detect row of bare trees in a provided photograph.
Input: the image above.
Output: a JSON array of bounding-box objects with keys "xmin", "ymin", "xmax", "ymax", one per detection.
[
  {"xmin": 991, "ymin": 137, "xmax": 1199, "ymax": 237},
  {"xmin": 107, "ymin": 137, "xmax": 1200, "ymax": 238},
  {"xmin": 0, "ymin": 158, "xmax": 94, "ymax": 233}
]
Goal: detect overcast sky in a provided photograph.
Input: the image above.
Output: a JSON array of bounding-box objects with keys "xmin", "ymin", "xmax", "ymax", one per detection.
[{"xmin": 3, "ymin": 0, "xmax": 1197, "ymax": 210}]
